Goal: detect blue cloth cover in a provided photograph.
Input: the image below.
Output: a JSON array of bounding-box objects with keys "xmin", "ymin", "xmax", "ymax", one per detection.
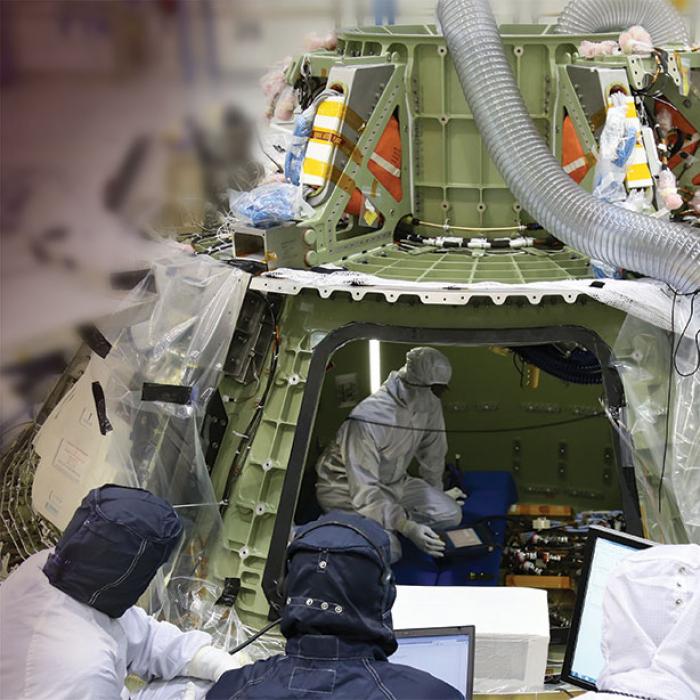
[
  {"xmin": 43, "ymin": 484, "xmax": 182, "ymax": 618},
  {"xmin": 393, "ymin": 470, "xmax": 517, "ymax": 587}
]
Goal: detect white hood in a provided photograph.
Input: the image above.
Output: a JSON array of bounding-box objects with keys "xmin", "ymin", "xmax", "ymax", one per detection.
[{"xmin": 397, "ymin": 346, "xmax": 452, "ymax": 387}]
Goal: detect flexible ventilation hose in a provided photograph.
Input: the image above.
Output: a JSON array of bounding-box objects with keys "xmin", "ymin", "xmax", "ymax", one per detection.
[
  {"xmin": 437, "ymin": 0, "xmax": 700, "ymax": 293},
  {"xmin": 556, "ymin": 0, "xmax": 689, "ymax": 45}
]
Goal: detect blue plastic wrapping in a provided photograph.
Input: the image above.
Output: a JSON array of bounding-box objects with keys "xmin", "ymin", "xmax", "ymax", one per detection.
[
  {"xmin": 285, "ymin": 110, "xmax": 314, "ymax": 186},
  {"xmin": 230, "ymin": 183, "xmax": 310, "ymax": 228}
]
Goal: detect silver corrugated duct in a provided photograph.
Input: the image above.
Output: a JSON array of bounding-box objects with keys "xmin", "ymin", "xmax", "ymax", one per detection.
[
  {"xmin": 555, "ymin": 0, "xmax": 689, "ymax": 46},
  {"xmin": 436, "ymin": 0, "xmax": 700, "ymax": 293}
]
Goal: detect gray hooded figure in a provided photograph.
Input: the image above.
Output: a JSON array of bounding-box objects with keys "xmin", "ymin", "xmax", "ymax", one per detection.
[{"xmin": 316, "ymin": 347, "xmax": 464, "ymax": 562}]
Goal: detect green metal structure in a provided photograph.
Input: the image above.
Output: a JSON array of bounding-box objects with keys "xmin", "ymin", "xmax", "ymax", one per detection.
[
  {"xmin": 190, "ymin": 23, "xmax": 700, "ymax": 628},
  {"xmin": 208, "ymin": 289, "xmax": 634, "ymax": 627}
]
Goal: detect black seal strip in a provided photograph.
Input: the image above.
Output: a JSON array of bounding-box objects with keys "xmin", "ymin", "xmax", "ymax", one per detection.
[
  {"xmin": 215, "ymin": 578, "xmax": 242, "ymax": 607},
  {"xmin": 78, "ymin": 324, "xmax": 112, "ymax": 359},
  {"xmin": 91, "ymin": 382, "xmax": 113, "ymax": 435},
  {"xmin": 141, "ymin": 382, "xmax": 192, "ymax": 405}
]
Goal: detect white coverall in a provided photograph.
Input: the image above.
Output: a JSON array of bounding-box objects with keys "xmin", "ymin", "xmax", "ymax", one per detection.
[
  {"xmin": 316, "ymin": 347, "xmax": 461, "ymax": 561},
  {"xmin": 0, "ymin": 550, "xmax": 223, "ymax": 700},
  {"xmin": 579, "ymin": 544, "xmax": 700, "ymax": 700}
]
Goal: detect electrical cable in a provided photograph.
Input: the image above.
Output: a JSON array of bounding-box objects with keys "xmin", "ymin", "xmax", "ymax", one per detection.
[
  {"xmin": 670, "ymin": 289, "xmax": 700, "ymax": 378},
  {"xmin": 512, "ymin": 344, "xmax": 603, "ymax": 385},
  {"xmin": 658, "ymin": 286, "xmax": 700, "ymax": 512},
  {"xmin": 227, "ymin": 618, "xmax": 281, "ymax": 656},
  {"xmin": 417, "ymin": 219, "xmax": 525, "ymax": 233},
  {"xmin": 256, "ymin": 128, "xmax": 284, "ymax": 173},
  {"xmin": 345, "ymin": 412, "xmax": 605, "ymax": 434},
  {"xmin": 221, "ymin": 294, "xmax": 280, "ymax": 514},
  {"xmin": 512, "ymin": 352, "xmax": 526, "ymax": 388},
  {"xmin": 473, "ymin": 513, "xmax": 530, "ymax": 523}
]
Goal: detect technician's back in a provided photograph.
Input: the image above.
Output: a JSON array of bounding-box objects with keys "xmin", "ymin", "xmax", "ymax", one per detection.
[
  {"xmin": 208, "ymin": 636, "xmax": 462, "ymax": 700},
  {"xmin": 206, "ymin": 511, "xmax": 463, "ymax": 700}
]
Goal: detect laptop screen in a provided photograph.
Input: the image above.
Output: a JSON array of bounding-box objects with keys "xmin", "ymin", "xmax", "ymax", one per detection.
[
  {"xmin": 391, "ymin": 627, "xmax": 474, "ymax": 698},
  {"xmin": 563, "ymin": 528, "xmax": 652, "ymax": 690}
]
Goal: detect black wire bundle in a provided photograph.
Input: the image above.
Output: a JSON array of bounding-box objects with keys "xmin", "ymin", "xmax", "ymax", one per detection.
[
  {"xmin": 511, "ymin": 345, "xmax": 602, "ymax": 385},
  {"xmin": 221, "ymin": 294, "xmax": 280, "ymax": 514},
  {"xmin": 658, "ymin": 287, "xmax": 700, "ymax": 512}
]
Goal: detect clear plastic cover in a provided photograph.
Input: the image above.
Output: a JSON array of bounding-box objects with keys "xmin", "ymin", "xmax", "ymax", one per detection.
[
  {"xmin": 229, "ymin": 183, "xmax": 312, "ymax": 228},
  {"xmin": 592, "ymin": 97, "xmax": 635, "ymax": 204},
  {"xmin": 31, "ymin": 249, "xmax": 251, "ymax": 628},
  {"xmin": 285, "ymin": 107, "xmax": 315, "ymax": 186},
  {"xmin": 611, "ymin": 309, "xmax": 700, "ymax": 545},
  {"xmin": 160, "ymin": 576, "xmax": 284, "ymax": 662}
]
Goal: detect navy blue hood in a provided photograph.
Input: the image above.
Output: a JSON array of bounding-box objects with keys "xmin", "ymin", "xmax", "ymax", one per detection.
[
  {"xmin": 43, "ymin": 484, "xmax": 182, "ymax": 618},
  {"xmin": 280, "ymin": 511, "xmax": 398, "ymax": 656}
]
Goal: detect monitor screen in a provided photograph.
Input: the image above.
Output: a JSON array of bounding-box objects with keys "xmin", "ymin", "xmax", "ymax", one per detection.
[
  {"xmin": 391, "ymin": 630, "xmax": 473, "ymax": 697},
  {"xmin": 565, "ymin": 529, "xmax": 652, "ymax": 690}
]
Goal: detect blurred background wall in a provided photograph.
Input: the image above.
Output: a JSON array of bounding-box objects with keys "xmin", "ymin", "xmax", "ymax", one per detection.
[{"xmin": 1, "ymin": 1, "xmax": 697, "ymax": 85}]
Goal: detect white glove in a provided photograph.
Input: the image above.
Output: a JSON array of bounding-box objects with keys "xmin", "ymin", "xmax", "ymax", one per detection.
[
  {"xmin": 445, "ymin": 486, "xmax": 467, "ymax": 505},
  {"xmin": 400, "ymin": 521, "xmax": 445, "ymax": 558},
  {"xmin": 186, "ymin": 645, "xmax": 252, "ymax": 682}
]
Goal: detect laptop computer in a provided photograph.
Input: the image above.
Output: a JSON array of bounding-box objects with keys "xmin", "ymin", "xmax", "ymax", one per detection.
[
  {"xmin": 561, "ymin": 526, "xmax": 653, "ymax": 692},
  {"xmin": 392, "ymin": 625, "xmax": 475, "ymax": 699}
]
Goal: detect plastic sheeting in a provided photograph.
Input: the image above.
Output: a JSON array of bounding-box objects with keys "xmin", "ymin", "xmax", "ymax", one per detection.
[
  {"xmin": 611, "ymin": 307, "xmax": 700, "ymax": 545},
  {"xmin": 229, "ymin": 183, "xmax": 312, "ymax": 228},
  {"xmin": 164, "ymin": 576, "xmax": 283, "ymax": 661},
  {"xmin": 31, "ymin": 250, "xmax": 251, "ymax": 633}
]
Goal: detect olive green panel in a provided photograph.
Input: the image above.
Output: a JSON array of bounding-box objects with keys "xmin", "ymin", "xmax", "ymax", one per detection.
[
  {"xmin": 385, "ymin": 343, "xmax": 619, "ymax": 507},
  {"xmin": 337, "ymin": 25, "xmax": 586, "ymax": 233},
  {"xmin": 343, "ymin": 245, "xmax": 591, "ymax": 282},
  {"xmin": 274, "ymin": 24, "xmax": 614, "ymax": 268},
  {"xmin": 208, "ymin": 291, "xmax": 627, "ymax": 628}
]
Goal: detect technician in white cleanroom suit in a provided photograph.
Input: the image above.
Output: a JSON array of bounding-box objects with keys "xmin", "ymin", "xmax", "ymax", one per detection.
[
  {"xmin": 0, "ymin": 484, "xmax": 249, "ymax": 700},
  {"xmin": 316, "ymin": 346, "xmax": 465, "ymax": 562},
  {"xmin": 580, "ymin": 544, "xmax": 700, "ymax": 700}
]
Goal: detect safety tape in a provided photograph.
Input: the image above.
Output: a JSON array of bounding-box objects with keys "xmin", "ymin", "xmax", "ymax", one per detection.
[
  {"xmin": 316, "ymin": 100, "xmax": 365, "ymax": 133},
  {"xmin": 562, "ymin": 152, "xmax": 596, "ymax": 174},
  {"xmin": 310, "ymin": 129, "xmax": 362, "ymax": 164},
  {"xmin": 626, "ymin": 155, "xmax": 653, "ymax": 188},
  {"xmin": 369, "ymin": 151, "xmax": 401, "ymax": 178},
  {"xmin": 563, "ymin": 157, "xmax": 587, "ymax": 174},
  {"xmin": 302, "ymin": 159, "xmax": 357, "ymax": 196}
]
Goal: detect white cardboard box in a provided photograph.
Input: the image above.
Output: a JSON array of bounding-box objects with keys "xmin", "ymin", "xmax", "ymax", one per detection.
[{"xmin": 393, "ymin": 585, "xmax": 550, "ymax": 694}]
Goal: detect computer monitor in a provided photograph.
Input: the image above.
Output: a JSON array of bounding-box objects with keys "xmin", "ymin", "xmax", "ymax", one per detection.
[
  {"xmin": 392, "ymin": 626, "xmax": 475, "ymax": 699},
  {"xmin": 562, "ymin": 526, "xmax": 653, "ymax": 691}
]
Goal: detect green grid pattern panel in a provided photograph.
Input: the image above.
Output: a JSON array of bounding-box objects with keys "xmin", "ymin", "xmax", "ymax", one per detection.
[{"xmin": 344, "ymin": 245, "xmax": 591, "ymax": 283}]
